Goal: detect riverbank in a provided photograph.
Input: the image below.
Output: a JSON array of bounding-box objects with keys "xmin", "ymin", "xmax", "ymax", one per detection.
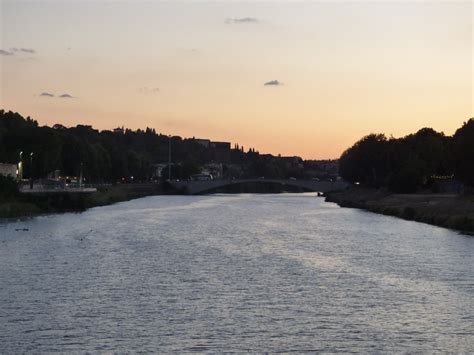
[
  {"xmin": 325, "ymin": 187, "xmax": 474, "ymax": 234},
  {"xmin": 0, "ymin": 183, "xmax": 170, "ymax": 219}
]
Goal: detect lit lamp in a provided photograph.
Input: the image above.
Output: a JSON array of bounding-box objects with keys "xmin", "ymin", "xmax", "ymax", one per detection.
[
  {"xmin": 18, "ymin": 151, "xmax": 23, "ymax": 180},
  {"xmin": 29, "ymin": 152, "xmax": 34, "ymax": 189}
]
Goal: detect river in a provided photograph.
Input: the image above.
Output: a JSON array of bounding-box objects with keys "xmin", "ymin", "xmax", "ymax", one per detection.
[{"xmin": 0, "ymin": 193, "xmax": 472, "ymax": 352}]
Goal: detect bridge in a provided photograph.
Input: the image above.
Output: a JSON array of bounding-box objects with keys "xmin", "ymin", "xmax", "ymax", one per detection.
[{"xmin": 169, "ymin": 178, "xmax": 349, "ymax": 195}]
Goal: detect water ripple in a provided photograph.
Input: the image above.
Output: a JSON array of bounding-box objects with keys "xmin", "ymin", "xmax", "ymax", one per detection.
[{"xmin": 0, "ymin": 194, "xmax": 473, "ymax": 352}]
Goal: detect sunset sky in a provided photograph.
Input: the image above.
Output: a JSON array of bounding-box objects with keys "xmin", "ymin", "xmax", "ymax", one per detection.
[{"xmin": 1, "ymin": 0, "xmax": 472, "ymax": 159}]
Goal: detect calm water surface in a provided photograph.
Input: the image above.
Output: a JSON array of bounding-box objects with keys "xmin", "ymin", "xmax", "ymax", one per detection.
[{"xmin": 0, "ymin": 194, "xmax": 473, "ymax": 352}]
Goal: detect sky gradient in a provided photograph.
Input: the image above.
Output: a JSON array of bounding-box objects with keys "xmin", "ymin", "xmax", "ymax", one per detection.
[{"xmin": 1, "ymin": 0, "xmax": 472, "ymax": 159}]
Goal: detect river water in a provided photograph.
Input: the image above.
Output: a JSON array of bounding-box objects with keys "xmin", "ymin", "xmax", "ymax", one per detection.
[{"xmin": 0, "ymin": 194, "xmax": 472, "ymax": 352}]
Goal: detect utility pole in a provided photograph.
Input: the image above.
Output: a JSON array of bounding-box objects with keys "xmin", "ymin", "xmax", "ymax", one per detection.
[
  {"xmin": 168, "ymin": 135, "xmax": 172, "ymax": 181},
  {"xmin": 79, "ymin": 162, "xmax": 83, "ymax": 190},
  {"xmin": 29, "ymin": 152, "xmax": 34, "ymax": 189}
]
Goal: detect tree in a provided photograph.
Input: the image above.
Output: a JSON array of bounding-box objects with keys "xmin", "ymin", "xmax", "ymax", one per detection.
[
  {"xmin": 339, "ymin": 134, "xmax": 390, "ymax": 187},
  {"xmin": 453, "ymin": 119, "xmax": 474, "ymax": 186}
]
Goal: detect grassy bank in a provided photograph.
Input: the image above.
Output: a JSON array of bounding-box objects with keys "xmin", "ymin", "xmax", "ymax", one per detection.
[
  {"xmin": 325, "ymin": 187, "xmax": 474, "ymax": 234},
  {"xmin": 0, "ymin": 183, "xmax": 170, "ymax": 219}
]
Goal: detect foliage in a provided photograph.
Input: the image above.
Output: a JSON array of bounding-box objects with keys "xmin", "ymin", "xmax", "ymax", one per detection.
[
  {"xmin": 160, "ymin": 160, "xmax": 201, "ymax": 181},
  {"xmin": 0, "ymin": 175, "xmax": 18, "ymax": 199},
  {"xmin": 0, "ymin": 110, "xmax": 330, "ymax": 182},
  {"xmin": 452, "ymin": 119, "xmax": 474, "ymax": 186},
  {"xmin": 339, "ymin": 121, "xmax": 471, "ymax": 192},
  {"xmin": 339, "ymin": 134, "xmax": 389, "ymax": 187}
]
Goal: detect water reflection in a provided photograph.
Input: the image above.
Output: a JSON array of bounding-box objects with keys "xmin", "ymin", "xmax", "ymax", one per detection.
[{"xmin": 0, "ymin": 194, "xmax": 472, "ymax": 352}]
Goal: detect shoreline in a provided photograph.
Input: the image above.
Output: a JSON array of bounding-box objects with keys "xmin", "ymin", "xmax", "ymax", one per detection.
[
  {"xmin": 4, "ymin": 185, "xmax": 474, "ymax": 235},
  {"xmin": 325, "ymin": 187, "xmax": 474, "ymax": 234},
  {"xmin": 0, "ymin": 183, "xmax": 172, "ymax": 219},
  {"xmin": 0, "ymin": 182, "xmax": 322, "ymax": 219}
]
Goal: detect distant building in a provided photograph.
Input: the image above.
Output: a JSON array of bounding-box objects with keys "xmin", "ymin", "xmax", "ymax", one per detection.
[
  {"xmin": 194, "ymin": 139, "xmax": 211, "ymax": 148},
  {"xmin": 0, "ymin": 163, "xmax": 17, "ymax": 179},
  {"xmin": 280, "ymin": 156, "xmax": 303, "ymax": 164},
  {"xmin": 211, "ymin": 141, "xmax": 231, "ymax": 163},
  {"xmin": 151, "ymin": 163, "xmax": 168, "ymax": 179},
  {"xmin": 52, "ymin": 124, "xmax": 67, "ymax": 131},
  {"xmin": 201, "ymin": 163, "xmax": 224, "ymax": 179},
  {"xmin": 223, "ymin": 164, "xmax": 243, "ymax": 179},
  {"xmin": 261, "ymin": 154, "xmax": 275, "ymax": 160}
]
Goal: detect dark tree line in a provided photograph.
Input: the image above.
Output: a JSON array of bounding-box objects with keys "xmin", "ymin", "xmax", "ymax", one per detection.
[
  {"xmin": 339, "ymin": 119, "xmax": 474, "ymax": 192},
  {"xmin": 0, "ymin": 110, "xmax": 336, "ymax": 182},
  {"xmin": 0, "ymin": 111, "xmax": 202, "ymax": 181},
  {"xmin": 0, "ymin": 110, "xmax": 232, "ymax": 182}
]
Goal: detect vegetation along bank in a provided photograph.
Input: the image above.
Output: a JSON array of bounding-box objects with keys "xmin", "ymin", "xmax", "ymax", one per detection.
[
  {"xmin": 325, "ymin": 188, "xmax": 474, "ymax": 234},
  {"xmin": 329, "ymin": 118, "xmax": 474, "ymax": 234}
]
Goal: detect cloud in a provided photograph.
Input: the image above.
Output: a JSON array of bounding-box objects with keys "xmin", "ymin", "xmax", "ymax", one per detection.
[
  {"xmin": 10, "ymin": 47, "xmax": 36, "ymax": 54},
  {"xmin": 0, "ymin": 49, "xmax": 14, "ymax": 56},
  {"xmin": 177, "ymin": 48, "xmax": 199, "ymax": 55},
  {"xmin": 139, "ymin": 87, "xmax": 160, "ymax": 95},
  {"xmin": 264, "ymin": 80, "xmax": 282, "ymax": 86},
  {"xmin": 225, "ymin": 17, "xmax": 258, "ymax": 24},
  {"xmin": 20, "ymin": 48, "xmax": 35, "ymax": 54},
  {"xmin": 39, "ymin": 92, "xmax": 76, "ymax": 98}
]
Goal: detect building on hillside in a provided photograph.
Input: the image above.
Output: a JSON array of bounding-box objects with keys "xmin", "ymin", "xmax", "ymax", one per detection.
[
  {"xmin": 211, "ymin": 141, "xmax": 231, "ymax": 163},
  {"xmin": 151, "ymin": 163, "xmax": 168, "ymax": 179},
  {"xmin": 279, "ymin": 156, "xmax": 303, "ymax": 169},
  {"xmin": 201, "ymin": 163, "xmax": 224, "ymax": 179},
  {"xmin": 261, "ymin": 154, "xmax": 276, "ymax": 161},
  {"xmin": 223, "ymin": 164, "xmax": 243, "ymax": 179},
  {"xmin": 194, "ymin": 138, "xmax": 211, "ymax": 148}
]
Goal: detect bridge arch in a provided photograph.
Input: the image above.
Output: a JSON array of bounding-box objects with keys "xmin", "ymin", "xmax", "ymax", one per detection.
[{"xmin": 169, "ymin": 179, "xmax": 348, "ymax": 195}]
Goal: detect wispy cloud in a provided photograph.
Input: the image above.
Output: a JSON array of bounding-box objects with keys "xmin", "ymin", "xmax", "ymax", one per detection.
[
  {"xmin": 264, "ymin": 80, "xmax": 282, "ymax": 86},
  {"xmin": 11, "ymin": 47, "xmax": 36, "ymax": 54},
  {"xmin": 177, "ymin": 48, "xmax": 199, "ymax": 56},
  {"xmin": 59, "ymin": 94, "xmax": 75, "ymax": 98},
  {"xmin": 39, "ymin": 92, "xmax": 76, "ymax": 98},
  {"xmin": 139, "ymin": 87, "xmax": 160, "ymax": 95},
  {"xmin": 0, "ymin": 49, "xmax": 14, "ymax": 56},
  {"xmin": 225, "ymin": 17, "xmax": 259, "ymax": 24}
]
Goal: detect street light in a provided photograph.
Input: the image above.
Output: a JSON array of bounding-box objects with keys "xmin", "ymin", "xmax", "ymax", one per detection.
[
  {"xmin": 30, "ymin": 152, "xmax": 34, "ymax": 176},
  {"xmin": 18, "ymin": 151, "xmax": 23, "ymax": 180}
]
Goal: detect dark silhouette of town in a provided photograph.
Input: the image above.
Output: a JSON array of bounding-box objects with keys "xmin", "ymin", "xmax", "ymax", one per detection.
[
  {"xmin": 1, "ymin": 109, "xmax": 473, "ymax": 195},
  {"xmin": 0, "ymin": 110, "xmax": 338, "ymax": 185}
]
